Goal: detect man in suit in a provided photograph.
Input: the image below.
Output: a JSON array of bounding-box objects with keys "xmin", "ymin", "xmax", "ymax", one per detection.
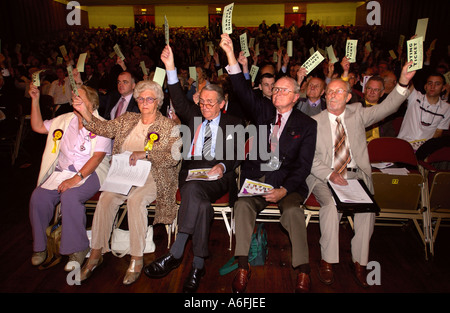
[
  {"xmin": 144, "ymin": 44, "xmax": 243, "ymax": 293},
  {"xmin": 306, "ymin": 61, "xmax": 415, "ymax": 288},
  {"xmin": 296, "ymin": 75, "xmax": 327, "ymax": 117},
  {"xmin": 220, "ymin": 33, "xmax": 317, "ymax": 293},
  {"xmin": 100, "ymin": 71, "xmax": 140, "ymax": 120},
  {"xmin": 81, "ymin": 63, "xmax": 99, "ymax": 90}
]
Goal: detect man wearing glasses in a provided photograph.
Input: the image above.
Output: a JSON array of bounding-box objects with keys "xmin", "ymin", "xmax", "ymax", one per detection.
[
  {"xmin": 362, "ymin": 76, "xmax": 386, "ymax": 142},
  {"xmin": 306, "ymin": 62, "xmax": 415, "ymax": 288},
  {"xmin": 144, "ymin": 44, "xmax": 243, "ymax": 293},
  {"xmin": 220, "ymin": 33, "xmax": 317, "ymax": 293},
  {"xmin": 397, "ymin": 73, "xmax": 450, "ymax": 151}
]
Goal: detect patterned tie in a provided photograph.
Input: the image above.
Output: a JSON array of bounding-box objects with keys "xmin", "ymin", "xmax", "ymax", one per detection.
[
  {"xmin": 202, "ymin": 120, "xmax": 212, "ymax": 158},
  {"xmin": 270, "ymin": 113, "xmax": 282, "ymax": 152},
  {"xmin": 114, "ymin": 97, "xmax": 126, "ymax": 119},
  {"xmin": 333, "ymin": 117, "xmax": 351, "ymax": 177}
]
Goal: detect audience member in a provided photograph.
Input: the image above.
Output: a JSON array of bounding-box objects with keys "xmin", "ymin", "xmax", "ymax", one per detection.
[
  {"xmin": 74, "ymin": 79, "xmax": 181, "ymax": 285},
  {"xmin": 363, "ymin": 76, "xmax": 386, "ymax": 142},
  {"xmin": 28, "ymin": 83, "xmax": 111, "ymax": 271},
  {"xmin": 101, "ymin": 70, "xmax": 140, "ymax": 120},
  {"xmin": 48, "ymin": 66, "xmax": 72, "ymax": 116},
  {"xmin": 144, "ymin": 44, "xmax": 243, "ymax": 293},
  {"xmin": 306, "ymin": 61, "xmax": 415, "ymax": 288},
  {"xmin": 296, "ymin": 68, "xmax": 327, "ymax": 117},
  {"xmin": 397, "ymin": 72, "xmax": 450, "ymax": 151},
  {"xmin": 221, "ymin": 33, "xmax": 317, "ymax": 293}
]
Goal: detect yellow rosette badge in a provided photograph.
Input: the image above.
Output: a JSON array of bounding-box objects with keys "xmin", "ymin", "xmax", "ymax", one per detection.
[
  {"xmin": 144, "ymin": 132, "xmax": 159, "ymax": 151},
  {"xmin": 52, "ymin": 129, "xmax": 64, "ymax": 153}
]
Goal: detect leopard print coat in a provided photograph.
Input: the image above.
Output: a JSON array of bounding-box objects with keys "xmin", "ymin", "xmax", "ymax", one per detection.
[{"xmin": 84, "ymin": 111, "xmax": 181, "ymax": 225}]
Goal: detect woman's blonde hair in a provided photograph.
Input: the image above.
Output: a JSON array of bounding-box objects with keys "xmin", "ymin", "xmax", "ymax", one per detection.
[{"xmin": 79, "ymin": 85, "xmax": 100, "ymax": 110}]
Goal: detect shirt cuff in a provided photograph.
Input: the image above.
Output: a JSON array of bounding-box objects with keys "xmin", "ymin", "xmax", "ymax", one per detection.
[
  {"xmin": 225, "ymin": 63, "xmax": 242, "ymax": 75},
  {"xmin": 167, "ymin": 68, "xmax": 179, "ymax": 85},
  {"xmin": 395, "ymin": 84, "xmax": 408, "ymax": 96}
]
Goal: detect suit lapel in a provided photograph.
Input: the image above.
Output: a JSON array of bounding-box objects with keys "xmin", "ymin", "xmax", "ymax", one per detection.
[{"xmin": 318, "ymin": 111, "xmax": 333, "ymax": 160}]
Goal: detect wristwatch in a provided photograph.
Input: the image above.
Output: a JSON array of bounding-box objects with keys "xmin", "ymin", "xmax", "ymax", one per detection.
[
  {"xmin": 76, "ymin": 171, "xmax": 84, "ymax": 179},
  {"xmin": 398, "ymin": 81, "xmax": 409, "ymax": 88}
]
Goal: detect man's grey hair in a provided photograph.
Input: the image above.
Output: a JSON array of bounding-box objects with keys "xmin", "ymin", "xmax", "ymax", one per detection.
[{"xmin": 201, "ymin": 84, "xmax": 225, "ymax": 103}]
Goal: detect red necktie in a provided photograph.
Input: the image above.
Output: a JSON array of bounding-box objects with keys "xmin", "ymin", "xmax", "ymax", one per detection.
[{"xmin": 270, "ymin": 113, "xmax": 282, "ymax": 152}]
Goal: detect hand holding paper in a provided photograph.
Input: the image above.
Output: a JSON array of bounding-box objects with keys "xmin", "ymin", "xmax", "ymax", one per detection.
[
  {"xmin": 222, "ymin": 3, "xmax": 234, "ymax": 34},
  {"xmin": 301, "ymin": 50, "xmax": 325, "ymax": 74},
  {"xmin": 345, "ymin": 40, "xmax": 358, "ymax": 63}
]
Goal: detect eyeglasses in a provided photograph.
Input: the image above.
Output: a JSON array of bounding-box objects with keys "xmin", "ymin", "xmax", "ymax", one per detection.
[
  {"xmin": 325, "ymin": 88, "xmax": 347, "ymax": 96},
  {"xmin": 137, "ymin": 97, "xmax": 157, "ymax": 104},
  {"xmin": 365, "ymin": 87, "xmax": 383, "ymax": 93},
  {"xmin": 272, "ymin": 87, "xmax": 293, "ymax": 95},
  {"xmin": 199, "ymin": 99, "xmax": 219, "ymax": 109}
]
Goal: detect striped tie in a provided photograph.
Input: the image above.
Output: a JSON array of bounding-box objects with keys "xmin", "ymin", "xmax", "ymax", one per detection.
[
  {"xmin": 333, "ymin": 117, "xmax": 351, "ymax": 177},
  {"xmin": 202, "ymin": 120, "xmax": 212, "ymax": 158}
]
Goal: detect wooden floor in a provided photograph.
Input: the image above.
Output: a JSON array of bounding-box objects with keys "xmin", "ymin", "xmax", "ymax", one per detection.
[{"xmin": 1, "ymin": 133, "xmax": 449, "ymax": 303}]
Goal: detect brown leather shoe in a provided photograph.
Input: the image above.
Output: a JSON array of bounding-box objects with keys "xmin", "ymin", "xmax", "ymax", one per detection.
[
  {"xmin": 295, "ymin": 272, "xmax": 311, "ymax": 293},
  {"xmin": 232, "ymin": 266, "xmax": 251, "ymax": 293},
  {"xmin": 350, "ymin": 261, "xmax": 369, "ymax": 288},
  {"xmin": 318, "ymin": 259, "xmax": 334, "ymax": 285}
]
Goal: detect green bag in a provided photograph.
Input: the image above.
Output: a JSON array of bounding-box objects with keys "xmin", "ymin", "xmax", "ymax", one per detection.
[{"xmin": 219, "ymin": 223, "xmax": 268, "ymax": 275}]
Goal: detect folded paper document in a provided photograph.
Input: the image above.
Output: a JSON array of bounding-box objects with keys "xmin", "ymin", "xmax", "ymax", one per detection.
[
  {"xmin": 238, "ymin": 179, "xmax": 273, "ymax": 197},
  {"xmin": 186, "ymin": 169, "xmax": 220, "ymax": 181},
  {"xmin": 329, "ymin": 179, "xmax": 373, "ymax": 204},
  {"xmin": 100, "ymin": 151, "xmax": 151, "ymax": 195}
]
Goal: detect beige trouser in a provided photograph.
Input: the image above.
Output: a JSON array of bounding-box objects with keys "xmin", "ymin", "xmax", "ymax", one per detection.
[
  {"xmin": 234, "ymin": 192, "xmax": 308, "ymax": 268},
  {"xmin": 90, "ymin": 173, "xmax": 157, "ymax": 256},
  {"xmin": 313, "ymin": 170, "xmax": 375, "ymax": 266}
]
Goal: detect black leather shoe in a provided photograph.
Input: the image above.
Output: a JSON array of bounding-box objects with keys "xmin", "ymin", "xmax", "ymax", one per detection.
[
  {"xmin": 143, "ymin": 253, "xmax": 182, "ymax": 278},
  {"xmin": 183, "ymin": 266, "xmax": 206, "ymax": 293}
]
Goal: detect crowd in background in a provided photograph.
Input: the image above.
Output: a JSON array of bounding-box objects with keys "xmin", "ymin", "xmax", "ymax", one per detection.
[{"xmin": 1, "ymin": 19, "xmax": 449, "ymax": 156}]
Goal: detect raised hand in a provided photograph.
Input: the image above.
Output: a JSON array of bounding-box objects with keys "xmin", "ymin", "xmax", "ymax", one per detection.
[
  {"xmin": 220, "ymin": 33, "xmax": 237, "ymax": 66},
  {"xmin": 160, "ymin": 44, "xmax": 175, "ymax": 71},
  {"xmin": 399, "ymin": 61, "xmax": 415, "ymax": 86},
  {"xmin": 29, "ymin": 83, "xmax": 40, "ymax": 100}
]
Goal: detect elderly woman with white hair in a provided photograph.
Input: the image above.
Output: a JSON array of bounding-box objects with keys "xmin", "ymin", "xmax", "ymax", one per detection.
[{"xmin": 73, "ymin": 80, "xmax": 181, "ymax": 285}]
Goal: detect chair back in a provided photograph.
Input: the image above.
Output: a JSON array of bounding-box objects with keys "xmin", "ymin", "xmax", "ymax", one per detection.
[
  {"xmin": 426, "ymin": 147, "xmax": 450, "ymax": 164},
  {"xmin": 368, "ymin": 137, "xmax": 418, "ymax": 166}
]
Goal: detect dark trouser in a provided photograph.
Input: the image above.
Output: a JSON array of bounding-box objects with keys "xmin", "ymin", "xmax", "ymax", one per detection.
[
  {"xmin": 234, "ymin": 192, "xmax": 309, "ymax": 268},
  {"xmin": 177, "ymin": 177, "xmax": 230, "ymax": 258}
]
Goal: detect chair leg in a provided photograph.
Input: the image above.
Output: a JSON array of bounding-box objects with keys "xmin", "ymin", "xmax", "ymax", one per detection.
[
  {"xmin": 432, "ymin": 217, "xmax": 441, "ymax": 245},
  {"xmin": 165, "ymin": 224, "xmax": 171, "ymax": 249},
  {"xmin": 347, "ymin": 216, "xmax": 354, "ymax": 229},
  {"xmin": 116, "ymin": 206, "xmax": 128, "ymax": 227},
  {"xmin": 305, "ymin": 209, "xmax": 311, "ymax": 226}
]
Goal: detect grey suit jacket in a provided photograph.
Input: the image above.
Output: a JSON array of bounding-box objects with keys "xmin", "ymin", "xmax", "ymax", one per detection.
[{"xmin": 306, "ymin": 85, "xmax": 409, "ymax": 195}]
